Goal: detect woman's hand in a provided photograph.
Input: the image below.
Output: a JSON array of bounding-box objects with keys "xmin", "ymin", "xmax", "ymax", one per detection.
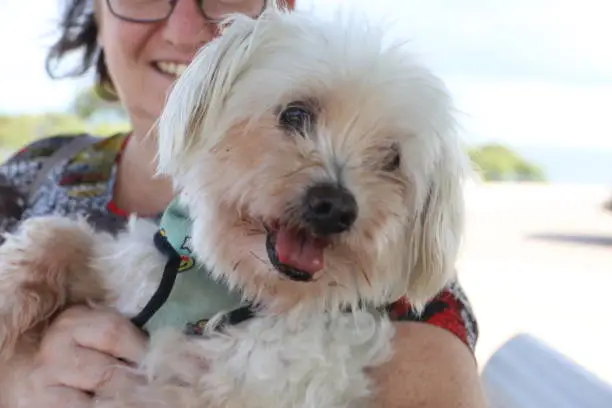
[{"xmin": 1, "ymin": 306, "xmax": 148, "ymax": 407}]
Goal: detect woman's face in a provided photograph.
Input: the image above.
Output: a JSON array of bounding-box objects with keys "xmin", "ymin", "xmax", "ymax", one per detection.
[
  {"xmin": 96, "ymin": 0, "xmax": 294, "ymax": 138},
  {"xmin": 95, "ymin": 0, "xmax": 219, "ymax": 137}
]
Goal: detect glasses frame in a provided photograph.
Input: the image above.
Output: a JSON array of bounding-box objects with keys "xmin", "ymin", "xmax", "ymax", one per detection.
[{"xmin": 106, "ymin": 0, "xmax": 268, "ymax": 24}]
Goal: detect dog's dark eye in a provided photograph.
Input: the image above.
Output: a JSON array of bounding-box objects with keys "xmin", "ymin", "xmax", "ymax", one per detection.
[
  {"xmin": 382, "ymin": 145, "xmax": 401, "ymax": 172},
  {"xmin": 279, "ymin": 103, "xmax": 313, "ymax": 136}
]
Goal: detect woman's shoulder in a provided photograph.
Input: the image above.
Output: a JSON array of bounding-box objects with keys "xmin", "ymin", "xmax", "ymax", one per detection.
[
  {"xmin": 4, "ymin": 134, "xmax": 85, "ymax": 163},
  {"xmin": 0, "ymin": 133, "xmax": 105, "ymax": 195},
  {"xmin": 2, "ymin": 132, "xmax": 127, "ymax": 187},
  {"xmin": 0, "ymin": 134, "xmax": 84, "ymax": 237},
  {"xmin": 0, "ymin": 132, "xmax": 129, "ymax": 235},
  {"xmin": 1, "ymin": 134, "xmax": 80, "ymax": 198}
]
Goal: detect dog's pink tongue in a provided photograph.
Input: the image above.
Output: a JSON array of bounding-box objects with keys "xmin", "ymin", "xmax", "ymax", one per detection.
[{"xmin": 275, "ymin": 227, "xmax": 328, "ymax": 275}]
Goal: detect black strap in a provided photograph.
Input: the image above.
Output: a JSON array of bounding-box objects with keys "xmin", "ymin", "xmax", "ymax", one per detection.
[
  {"xmin": 226, "ymin": 305, "xmax": 256, "ymax": 326},
  {"xmin": 208, "ymin": 304, "xmax": 257, "ymax": 332},
  {"xmin": 130, "ymin": 232, "xmax": 182, "ymax": 329},
  {"xmin": 130, "ymin": 231, "xmax": 257, "ymax": 333}
]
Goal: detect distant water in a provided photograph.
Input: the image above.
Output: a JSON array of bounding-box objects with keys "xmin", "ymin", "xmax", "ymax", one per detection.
[{"xmin": 515, "ymin": 146, "xmax": 612, "ymax": 185}]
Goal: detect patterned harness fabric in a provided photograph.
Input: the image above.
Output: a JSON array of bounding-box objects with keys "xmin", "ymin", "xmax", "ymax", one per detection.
[{"xmin": 0, "ymin": 133, "xmax": 479, "ymax": 351}]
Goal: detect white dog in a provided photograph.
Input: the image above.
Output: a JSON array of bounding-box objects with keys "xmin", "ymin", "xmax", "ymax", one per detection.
[{"xmin": 0, "ymin": 6, "xmax": 467, "ymax": 408}]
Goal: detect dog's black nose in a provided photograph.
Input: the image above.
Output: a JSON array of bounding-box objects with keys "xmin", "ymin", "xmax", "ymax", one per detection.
[{"xmin": 302, "ymin": 183, "xmax": 358, "ymax": 236}]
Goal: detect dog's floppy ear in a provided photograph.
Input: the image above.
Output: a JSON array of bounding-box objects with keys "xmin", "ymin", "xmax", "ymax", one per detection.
[
  {"xmin": 156, "ymin": 13, "xmax": 262, "ymax": 178},
  {"xmin": 403, "ymin": 144, "xmax": 467, "ymax": 312}
]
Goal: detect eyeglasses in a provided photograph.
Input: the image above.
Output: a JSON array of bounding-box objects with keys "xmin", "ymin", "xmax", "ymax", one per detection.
[{"xmin": 106, "ymin": 0, "xmax": 268, "ymax": 24}]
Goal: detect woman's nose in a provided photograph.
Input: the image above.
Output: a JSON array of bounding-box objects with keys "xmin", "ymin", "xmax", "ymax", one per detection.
[{"xmin": 163, "ymin": 0, "xmax": 217, "ymax": 52}]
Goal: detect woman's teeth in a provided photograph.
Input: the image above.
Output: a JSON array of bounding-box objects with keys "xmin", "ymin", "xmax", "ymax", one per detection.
[{"xmin": 156, "ymin": 62, "xmax": 188, "ymax": 77}]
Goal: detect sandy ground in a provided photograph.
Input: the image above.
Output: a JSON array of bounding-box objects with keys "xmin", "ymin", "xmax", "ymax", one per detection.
[{"xmin": 458, "ymin": 183, "xmax": 612, "ymax": 384}]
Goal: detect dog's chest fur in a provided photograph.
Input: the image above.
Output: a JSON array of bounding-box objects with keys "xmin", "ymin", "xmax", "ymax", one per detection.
[{"xmin": 148, "ymin": 309, "xmax": 395, "ymax": 408}]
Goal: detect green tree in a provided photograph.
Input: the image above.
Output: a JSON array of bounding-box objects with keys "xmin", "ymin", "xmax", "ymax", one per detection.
[
  {"xmin": 71, "ymin": 87, "xmax": 126, "ymax": 121},
  {"xmin": 1, "ymin": 87, "xmax": 130, "ymax": 152},
  {"xmin": 468, "ymin": 143, "xmax": 546, "ymax": 182},
  {"xmin": 0, "ymin": 113, "xmax": 129, "ymax": 151}
]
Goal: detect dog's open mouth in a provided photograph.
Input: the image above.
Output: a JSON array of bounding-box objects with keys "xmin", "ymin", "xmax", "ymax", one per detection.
[{"xmin": 265, "ymin": 223, "xmax": 330, "ymax": 282}]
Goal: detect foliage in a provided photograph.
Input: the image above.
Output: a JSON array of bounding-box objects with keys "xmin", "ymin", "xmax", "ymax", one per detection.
[
  {"xmin": 604, "ymin": 195, "xmax": 612, "ymax": 213},
  {"xmin": 0, "ymin": 113, "xmax": 130, "ymax": 151},
  {"xmin": 468, "ymin": 143, "xmax": 546, "ymax": 182},
  {"xmin": 0, "ymin": 87, "xmax": 130, "ymax": 157},
  {"xmin": 71, "ymin": 87, "xmax": 127, "ymax": 121}
]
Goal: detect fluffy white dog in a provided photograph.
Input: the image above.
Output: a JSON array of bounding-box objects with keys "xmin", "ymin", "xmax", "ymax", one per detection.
[{"xmin": 0, "ymin": 6, "xmax": 467, "ymax": 408}]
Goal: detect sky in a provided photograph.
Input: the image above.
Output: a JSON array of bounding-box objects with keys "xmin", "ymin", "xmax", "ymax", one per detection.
[{"xmin": 1, "ymin": 0, "xmax": 611, "ymax": 153}]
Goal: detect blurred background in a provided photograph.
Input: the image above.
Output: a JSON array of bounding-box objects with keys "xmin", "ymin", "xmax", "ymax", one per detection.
[{"xmin": 1, "ymin": 0, "xmax": 611, "ymax": 402}]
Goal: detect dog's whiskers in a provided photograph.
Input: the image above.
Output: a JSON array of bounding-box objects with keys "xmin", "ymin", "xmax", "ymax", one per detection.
[
  {"xmin": 359, "ymin": 265, "xmax": 372, "ymax": 288},
  {"xmin": 249, "ymin": 251, "xmax": 268, "ymax": 267}
]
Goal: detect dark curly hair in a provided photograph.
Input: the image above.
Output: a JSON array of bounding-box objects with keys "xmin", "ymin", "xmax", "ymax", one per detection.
[{"xmin": 45, "ymin": 0, "xmax": 117, "ymax": 100}]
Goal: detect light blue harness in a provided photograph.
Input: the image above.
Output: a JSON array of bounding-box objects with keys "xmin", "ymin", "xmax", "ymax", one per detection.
[{"xmin": 130, "ymin": 198, "xmax": 250, "ymax": 335}]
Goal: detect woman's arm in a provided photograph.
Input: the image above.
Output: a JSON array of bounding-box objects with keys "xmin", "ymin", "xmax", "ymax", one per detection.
[
  {"xmin": 371, "ymin": 322, "xmax": 486, "ymax": 407},
  {"xmin": 372, "ymin": 279, "xmax": 486, "ymax": 407}
]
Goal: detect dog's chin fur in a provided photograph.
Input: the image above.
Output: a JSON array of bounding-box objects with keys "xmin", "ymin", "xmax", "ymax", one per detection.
[{"xmin": 0, "ymin": 6, "xmax": 468, "ymax": 408}]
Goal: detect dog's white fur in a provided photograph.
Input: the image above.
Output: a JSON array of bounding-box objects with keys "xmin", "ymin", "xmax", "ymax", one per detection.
[{"xmin": 0, "ymin": 6, "xmax": 467, "ymax": 408}]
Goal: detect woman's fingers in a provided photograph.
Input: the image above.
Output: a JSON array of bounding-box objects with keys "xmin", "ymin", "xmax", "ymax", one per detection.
[
  {"xmin": 49, "ymin": 345, "xmax": 145, "ymax": 396},
  {"xmin": 14, "ymin": 384, "xmax": 93, "ymax": 408},
  {"xmin": 34, "ymin": 305, "xmax": 148, "ymax": 398},
  {"xmin": 46, "ymin": 305, "xmax": 148, "ymax": 364}
]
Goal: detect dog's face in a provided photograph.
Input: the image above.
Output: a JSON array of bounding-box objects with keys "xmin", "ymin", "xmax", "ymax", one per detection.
[{"xmin": 157, "ymin": 8, "xmax": 466, "ymax": 312}]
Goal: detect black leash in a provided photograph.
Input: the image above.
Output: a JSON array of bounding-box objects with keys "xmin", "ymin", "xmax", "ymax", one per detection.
[
  {"xmin": 212, "ymin": 304, "xmax": 256, "ymax": 331},
  {"xmin": 130, "ymin": 232, "xmax": 182, "ymax": 329}
]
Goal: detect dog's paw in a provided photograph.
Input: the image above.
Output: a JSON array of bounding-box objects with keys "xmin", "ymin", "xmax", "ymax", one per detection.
[
  {"xmin": 1, "ymin": 214, "xmax": 93, "ymax": 255},
  {"xmin": 0, "ymin": 215, "xmax": 96, "ymax": 297},
  {"xmin": 0, "ymin": 215, "xmax": 99, "ymax": 359}
]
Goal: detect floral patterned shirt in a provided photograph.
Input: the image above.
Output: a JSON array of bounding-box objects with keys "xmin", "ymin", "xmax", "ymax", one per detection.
[{"xmin": 0, "ymin": 133, "xmax": 479, "ymax": 352}]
